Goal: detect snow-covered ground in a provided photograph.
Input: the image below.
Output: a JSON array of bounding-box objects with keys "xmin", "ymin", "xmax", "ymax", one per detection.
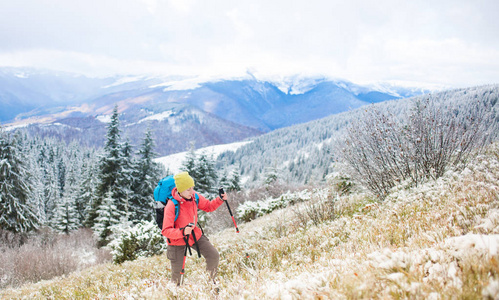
[
  {"xmin": 154, "ymin": 140, "xmax": 252, "ymax": 173},
  {"xmin": 3, "ymin": 144, "xmax": 498, "ymax": 299}
]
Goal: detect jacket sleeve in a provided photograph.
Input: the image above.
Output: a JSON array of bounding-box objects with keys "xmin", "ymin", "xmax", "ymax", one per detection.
[
  {"xmin": 197, "ymin": 193, "xmax": 224, "ymax": 212},
  {"xmin": 161, "ymin": 201, "xmax": 184, "ymax": 240}
]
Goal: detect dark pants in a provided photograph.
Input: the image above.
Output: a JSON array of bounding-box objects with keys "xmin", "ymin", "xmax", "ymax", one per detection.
[{"xmin": 167, "ymin": 235, "xmax": 220, "ymax": 285}]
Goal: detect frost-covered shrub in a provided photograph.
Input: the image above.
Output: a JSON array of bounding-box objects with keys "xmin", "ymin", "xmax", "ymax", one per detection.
[
  {"xmin": 108, "ymin": 220, "xmax": 167, "ymax": 264},
  {"xmin": 293, "ymin": 195, "xmax": 338, "ymax": 228},
  {"xmin": 237, "ymin": 189, "xmax": 313, "ymax": 222},
  {"xmin": 339, "ymin": 97, "xmax": 494, "ymax": 199}
]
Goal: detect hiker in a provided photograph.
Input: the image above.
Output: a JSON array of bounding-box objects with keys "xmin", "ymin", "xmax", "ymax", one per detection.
[{"xmin": 161, "ymin": 171, "xmax": 227, "ymax": 285}]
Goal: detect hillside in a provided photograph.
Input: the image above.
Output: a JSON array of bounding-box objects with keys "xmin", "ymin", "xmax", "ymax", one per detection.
[
  {"xmin": 218, "ymin": 84, "xmax": 499, "ymax": 188},
  {"xmin": 2, "ymin": 143, "xmax": 498, "ymax": 299},
  {"xmin": 8, "ymin": 104, "xmax": 262, "ymax": 156}
]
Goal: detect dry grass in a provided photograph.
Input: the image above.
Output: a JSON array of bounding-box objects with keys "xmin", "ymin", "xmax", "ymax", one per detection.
[
  {"xmin": 1, "ymin": 144, "xmax": 498, "ymax": 299},
  {"xmin": 0, "ymin": 228, "xmax": 111, "ymax": 290}
]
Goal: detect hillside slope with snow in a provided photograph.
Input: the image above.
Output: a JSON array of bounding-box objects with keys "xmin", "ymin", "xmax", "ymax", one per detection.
[
  {"xmin": 2, "ymin": 143, "xmax": 498, "ymax": 299},
  {"xmin": 154, "ymin": 140, "xmax": 252, "ymax": 173},
  {"xmin": 218, "ymin": 84, "xmax": 499, "ymax": 188}
]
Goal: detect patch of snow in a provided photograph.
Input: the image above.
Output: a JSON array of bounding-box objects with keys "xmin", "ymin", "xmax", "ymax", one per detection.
[
  {"xmin": 3, "ymin": 123, "xmax": 30, "ymax": 131},
  {"xmin": 47, "ymin": 123, "xmax": 82, "ymax": 131},
  {"xmin": 264, "ymin": 271, "xmax": 326, "ymax": 299},
  {"xmin": 475, "ymin": 209, "xmax": 499, "ymax": 234},
  {"xmin": 483, "ymin": 280, "xmax": 499, "ymax": 299},
  {"xmin": 96, "ymin": 114, "xmax": 112, "ymax": 123},
  {"xmin": 167, "ymin": 117, "xmax": 181, "ymax": 132},
  {"xmin": 137, "ymin": 110, "xmax": 174, "ymax": 124},
  {"xmin": 445, "ymin": 234, "xmax": 499, "ymax": 256},
  {"xmin": 14, "ymin": 72, "xmax": 28, "ymax": 79},
  {"xmin": 154, "ymin": 141, "xmax": 252, "ymax": 174},
  {"xmin": 150, "ymin": 76, "xmax": 218, "ymax": 91},
  {"xmin": 271, "ymin": 76, "xmax": 325, "ymax": 95},
  {"xmin": 102, "ymin": 76, "xmax": 144, "ymax": 88}
]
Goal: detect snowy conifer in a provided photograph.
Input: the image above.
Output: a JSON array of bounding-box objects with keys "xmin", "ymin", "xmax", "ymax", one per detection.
[
  {"xmin": 26, "ymin": 140, "xmax": 46, "ymax": 225},
  {"xmin": 86, "ymin": 105, "xmax": 123, "ymax": 228},
  {"xmin": 93, "ymin": 190, "xmax": 121, "ymax": 247},
  {"xmin": 218, "ymin": 170, "xmax": 230, "ymax": 189},
  {"xmin": 77, "ymin": 152, "xmax": 98, "ymax": 225},
  {"xmin": 52, "ymin": 196, "xmax": 79, "ymax": 234},
  {"xmin": 40, "ymin": 146, "xmax": 60, "ymax": 223},
  {"xmin": 195, "ymin": 153, "xmax": 218, "ymax": 195},
  {"xmin": 54, "ymin": 143, "xmax": 84, "ymax": 230},
  {"xmin": 129, "ymin": 130, "xmax": 161, "ymax": 222},
  {"xmin": 115, "ymin": 138, "xmax": 135, "ymax": 220},
  {"xmin": 228, "ymin": 169, "xmax": 242, "ymax": 192},
  {"xmin": 0, "ymin": 131, "xmax": 39, "ymax": 233},
  {"xmin": 182, "ymin": 144, "xmax": 198, "ymax": 178}
]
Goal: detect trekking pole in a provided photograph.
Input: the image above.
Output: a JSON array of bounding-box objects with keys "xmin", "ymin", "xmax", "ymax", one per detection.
[
  {"xmin": 180, "ymin": 234, "xmax": 190, "ymax": 285},
  {"xmin": 219, "ymin": 188, "xmax": 239, "ymax": 233},
  {"xmin": 180, "ymin": 222, "xmax": 194, "ymax": 285}
]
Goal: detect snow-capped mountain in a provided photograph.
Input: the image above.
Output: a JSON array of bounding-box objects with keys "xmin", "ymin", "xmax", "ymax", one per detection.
[{"xmin": 0, "ymin": 67, "xmax": 431, "ymax": 155}]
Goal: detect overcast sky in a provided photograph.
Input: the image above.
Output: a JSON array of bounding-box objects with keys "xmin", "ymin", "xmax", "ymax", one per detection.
[{"xmin": 1, "ymin": 0, "xmax": 498, "ymax": 88}]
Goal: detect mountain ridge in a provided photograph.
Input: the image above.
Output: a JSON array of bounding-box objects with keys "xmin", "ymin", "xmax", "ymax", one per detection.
[
  {"xmin": 1, "ymin": 67, "xmax": 430, "ymax": 127},
  {"xmin": 0, "ymin": 67, "xmax": 432, "ymax": 156}
]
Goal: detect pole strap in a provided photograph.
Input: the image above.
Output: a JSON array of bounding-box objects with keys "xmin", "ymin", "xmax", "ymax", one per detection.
[
  {"xmin": 183, "ymin": 235, "xmax": 192, "ymax": 256},
  {"xmin": 191, "ymin": 230, "xmax": 201, "ymax": 258}
]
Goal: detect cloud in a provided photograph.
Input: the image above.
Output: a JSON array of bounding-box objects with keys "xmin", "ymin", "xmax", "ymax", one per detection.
[{"xmin": 1, "ymin": 0, "xmax": 498, "ymax": 87}]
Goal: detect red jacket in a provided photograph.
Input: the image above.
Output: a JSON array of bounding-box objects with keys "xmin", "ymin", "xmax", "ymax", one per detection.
[{"xmin": 161, "ymin": 187, "xmax": 224, "ymax": 246}]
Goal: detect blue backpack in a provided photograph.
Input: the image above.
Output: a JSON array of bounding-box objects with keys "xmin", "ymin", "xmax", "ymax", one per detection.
[{"xmin": 153, "ymin": 175, "xmax": 199, "ymax": 230}]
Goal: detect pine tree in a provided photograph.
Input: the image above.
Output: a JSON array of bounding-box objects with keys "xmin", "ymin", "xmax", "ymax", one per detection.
[
  {"xmin": 27, "ymin": 140, "xmax": 46, "ymax": 225},
  {"xmin": 130, "ymin": 130, "xmax": 161, "ymax": 222},
  {"xmin": 194, "ymin": 153, "xmax": 217, "ymax": 195},
  {"xmin": 52, "ymin": 196, "xmax": 79, "ymax": 234},
  {"xmin": 93, "ymin": 191, "xmax": 121, "ymax": 247},
  {"xmin": 116, "ymin": 138, "xmax": 135, "ymax": 221},
  {"xmin": 182, "ymin": 144, "xmax": 198, "ymax": 178},
  {"xmin": 264, "ymin": 167, "xmax": 279, "ymax": 186},
  {"xmin": 228, "ymin": 169, "xmax": 242, "ymax": 192},
  {"xmin": 77, "ymin": 152, "xmax": 98, "ymax": 225},
  {"xmin": 86, "ymin": 105, "xmax": 123, "ymax": 228},
  {"xmin": 0, "ymin": 131, "xmax": 39, "ymax": 233},
  {"xmin": 219, "ymin": 170, "xmax": 230, "ymax": 189},
  {"xmin": 57, "ymin": 157, "xmax": 66, "ymax": 198},
  {"xmin": 54, "ymin": 142, "xmax": 83, "ymax": 231},
  {"xmin": 40, "ymin": 145, "xmax": 59, "ymax": 224}
]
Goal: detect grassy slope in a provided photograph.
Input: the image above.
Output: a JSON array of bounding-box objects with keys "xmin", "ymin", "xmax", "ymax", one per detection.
[{"xmin": 1, "ymin": 145, "xmax": 498, "ymax": 299}]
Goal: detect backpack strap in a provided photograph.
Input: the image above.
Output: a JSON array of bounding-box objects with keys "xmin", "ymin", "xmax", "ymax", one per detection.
[
  {"xmin": 172, "ymin": 193, "xmax": 198, "ymax": 222},
  {"xmin": 171, "ymin": 198, "xmax": 180, "ymax": 222},
  {"xmin": 192, "ymin": 193, "xmax": 205, "ymax": 235}
]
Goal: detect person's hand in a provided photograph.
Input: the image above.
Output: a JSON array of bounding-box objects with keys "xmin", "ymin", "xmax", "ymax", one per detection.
[
  {"xmin": 183, "ymin": 223, "xmax": 194, "ymax": 235},
  {"xmin": 220, "ymin": 193, "xmax": 228, "ymax": 201},
  {"xmin": 218, "ymin": 188, "xmax": 228, "ymax": 201}
]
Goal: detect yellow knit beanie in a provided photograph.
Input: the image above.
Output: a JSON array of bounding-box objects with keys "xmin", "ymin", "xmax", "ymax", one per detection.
[{"xmin": 174, "ymin": 172, "xmax": 195, "ymax": 193}]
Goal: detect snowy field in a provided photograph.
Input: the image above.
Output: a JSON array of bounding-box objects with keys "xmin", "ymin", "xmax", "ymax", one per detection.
[{"xmin": 154, "ymin": 141, "xmax": 252, "ymax": 174}]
